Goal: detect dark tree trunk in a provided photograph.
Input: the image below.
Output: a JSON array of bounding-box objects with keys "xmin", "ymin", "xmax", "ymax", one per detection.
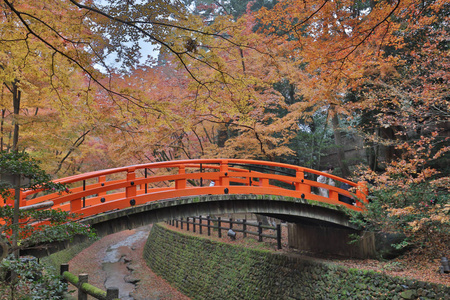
[
  {"xmin": 331, "ymin": 108, "xmax": 350, "ymax": 178},
  {"xmin": 12, "ymin": 81, "xmax": 21, "ymax": 152}
]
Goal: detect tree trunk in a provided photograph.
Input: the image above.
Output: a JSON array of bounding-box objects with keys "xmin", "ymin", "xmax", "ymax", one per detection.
[
  {"xmin": 330, "ymin": 107, "xmax": 350, "ymax": 178},
  {"xmin": 368, "ymin": 128, "xmax": 380, "ymax": 171},
  {"xmin": 12, "ymin": 81, "xmax": 21, "ymax": 152},
  {"xmin": 0, "ymin": 108, "xmax": 4, "ymax": 152},
  {"xmin": 217, "ymin": 123, "xmax": 228, "ymax": 148},
  {"xmin": 1, "ymin": 85, "xmax": 3, "ymax": 151}
]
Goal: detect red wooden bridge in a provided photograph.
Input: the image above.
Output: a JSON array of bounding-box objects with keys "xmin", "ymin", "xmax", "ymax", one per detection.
[{"xmin": 2, "ymin": 159, "xmax": 368, "ymax": 221}]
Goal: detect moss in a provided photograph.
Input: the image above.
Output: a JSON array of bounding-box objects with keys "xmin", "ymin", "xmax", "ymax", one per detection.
[
  {"xmin": 40, "ymin": 239, "xmax": 96, "ymax": 275},
  {"xmin": 144, "ymin": 224, "xmax": 450, "ymax": 299},
  {"xmin": 80, "ymin": 282, "xmax": 108, "ymax": 298},
  {"xmin": 62, "ymin": 271, "xmax": 79, "ymax": 286}
]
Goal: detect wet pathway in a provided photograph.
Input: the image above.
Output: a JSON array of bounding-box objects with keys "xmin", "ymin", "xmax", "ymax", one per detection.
[
  {"xmin": 68, "ymin": 225, "xmax": 189, "ymax": 300},
  {"xmin": 101, "ymin": 229, "xmax": 149, "ymax": 299}
]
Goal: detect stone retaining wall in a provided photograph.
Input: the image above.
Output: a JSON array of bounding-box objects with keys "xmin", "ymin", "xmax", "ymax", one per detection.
[{"xmin": 144, "ymin": 224, "xmax": 450, "ymax": 299}]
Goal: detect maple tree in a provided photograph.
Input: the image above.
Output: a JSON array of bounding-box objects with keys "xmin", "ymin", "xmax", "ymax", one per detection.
[
  {"xmin": 158, "ymin": 0, "xmax": 448, "ymax": 256},
  {"xmin": 83, "ymin": 64, "xmax": 199, "ymax": 167},
  {"xmin": 242, "ymin": 0, "xmax": 449, "ymax": 257},
  {"xmin": 1, "ymin": 0, "xmax": 263, "ymax": 88},
  {"xmin": 0, "ymin": 0, "xmax": 447, "ymax": 260},
  {"xmin": 0, "ymin": 0, "xmax": 270, "ymax": 172},
  {"xmin": 152, "ymin": 3, "xmax": 293, "ymax": 162},
  {"xmin": 0, "ymin": 0, "xmax": 297, "ymax": 171},
  {"xmin": 0, "ymin": 1, "xmax": 179, "ymax": 172},
  {"xmin": 0, "ymin": 0, "xmax": 104, "ymax": 176}
]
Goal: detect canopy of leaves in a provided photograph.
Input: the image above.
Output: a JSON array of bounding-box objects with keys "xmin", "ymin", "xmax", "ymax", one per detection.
[{"xmin": 0, "ymin": 0, "xmax": 448, "ymax": 259}]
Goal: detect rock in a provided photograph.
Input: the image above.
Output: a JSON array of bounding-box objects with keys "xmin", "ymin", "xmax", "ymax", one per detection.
[
  {"xmin": 125, "ymin": 275, "xmax": 141, "ymax": 284},
  {"xmin": 400, "ymin": 290, "xmax": 416, "ymax": 299},
  {"xmin": 127, "ymin": 265, "xmax": 135, "ymax": 271}
]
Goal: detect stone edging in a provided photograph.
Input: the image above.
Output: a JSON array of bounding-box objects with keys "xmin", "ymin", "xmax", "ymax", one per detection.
[{"xmin": 144, "ymin": 224, "xmax": 450, "ymax": 300}]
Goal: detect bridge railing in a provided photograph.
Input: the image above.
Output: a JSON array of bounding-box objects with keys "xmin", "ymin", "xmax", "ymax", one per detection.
[{"xmin": 1, "ymin": 159, "xmax": 368, "ymax": 220}]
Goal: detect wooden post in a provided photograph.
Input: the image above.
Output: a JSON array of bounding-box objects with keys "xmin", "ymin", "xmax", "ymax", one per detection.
[
  {"xmin": 186, "ymin": 217, "xmax": 190, "ymax": 231},
  {"xmin": 217, "ymin": 217, "xmax": 221, "ymax": 238},
  {"xmin": 229, "ymin": 218, "xmax": 233, "ymax": 229},
  {"xmin": 78, "ymin": 274, "xmax": 88, "ymax": 300},
  {"xmin": 258, "ymin": 222, "xmax": 263, "ymax": 242},
  {"xmin": 60, "ymin": 264, "xmax": 69, "ymax": 289},
  {"xmin": 60, "ymin": 263, "xmax": 69, "ymax": 275},
  {"xmin": 106, "ymin": 287, "xmax": 119, "ymax": 300},
  {"xmin": 243, "ymin": 219, "xmax": 247, "ymax": 238},
  {"xmin": 199, "ymin": 216, "xmax": 202, "ymax": 235},
  {"xmin": 276, "ymin": 224, "xmax": 282, "ymax": 250},
  {"xmin": 207, "ymin": 216, "xmax": 211, "ymax": 236},
  {"xmin": 180, "ymin": 217, "xmax": 183, "ymax": 230},
  {"xmin": 193, "ymin": 217, "xmax": 196, "ymax": 233}
]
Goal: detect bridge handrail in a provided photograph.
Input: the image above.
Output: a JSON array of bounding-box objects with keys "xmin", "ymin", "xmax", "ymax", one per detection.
[
  {"xmin": 1, "ymin": 159, "xmax": 368, "ymax": 221},
  {"xmin": 31, "ymin": 159, "xmax": 354, "ymax": 184}
]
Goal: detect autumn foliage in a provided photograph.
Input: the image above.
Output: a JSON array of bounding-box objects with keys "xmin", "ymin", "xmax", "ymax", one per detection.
[{"xmin": 0, "ymin": 0, "xmax": 448, "ymax": 259}]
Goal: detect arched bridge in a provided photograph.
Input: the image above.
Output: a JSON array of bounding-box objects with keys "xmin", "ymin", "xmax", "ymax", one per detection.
[{"xmin": 3, "ymin": 159, "xmax": 368, "ymax": 235}]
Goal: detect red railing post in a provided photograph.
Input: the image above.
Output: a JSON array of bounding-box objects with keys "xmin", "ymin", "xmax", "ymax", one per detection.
[
  {"xmin": 71, "ymin": 198, "xmax": 82, "ymax": 212},
  {"xmin": 219, "ymin": 160, "xmax": 229, "ymax": 186},
  {"xmin": 98, "ymin": 176, "xmax": 106, "ymax": 197},
  {"xmin": 126, "ymin": 167, "xmax": 136, "ymax": 198},
  {"xmin": 329, "ymin": 189, "xmax": 339, "ymax": 201},
  {"xmin": 18, "ymin": 188, "xmax": 26, "ymax": 207},
  {"xmin": 259, "ymin": 178, "xmax": 269, "ymax": 187},
  {"xmin": 295, "ymin": 169, "xmax": 311, "ymax": 194},
  {"xmin": 175, "ymin": 165, "xmax": 186, "ymax": 189}
]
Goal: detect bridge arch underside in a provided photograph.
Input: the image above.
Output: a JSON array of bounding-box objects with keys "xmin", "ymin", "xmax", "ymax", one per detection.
[{"xmin": 82, "ymin": 194, "xmax": 358, "ymax": 237}]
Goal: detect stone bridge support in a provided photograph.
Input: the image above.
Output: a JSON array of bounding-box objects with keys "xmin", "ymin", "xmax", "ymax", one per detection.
[
  {"xmin": 288, "ymin": 223, "xmax": 376, "ymax": 258},
  {"xmin": 288, "ymin": 223, "xmax": 406, "ymax": 259}
]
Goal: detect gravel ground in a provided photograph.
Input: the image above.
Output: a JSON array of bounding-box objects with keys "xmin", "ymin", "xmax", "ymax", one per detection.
[{"xmin": 67, "ymin": 225, "xmax": 190, "ymax": 300}]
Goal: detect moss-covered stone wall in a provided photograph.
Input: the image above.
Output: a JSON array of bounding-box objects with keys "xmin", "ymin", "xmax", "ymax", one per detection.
[{"xmin": 144, "ymin": 224, "xmax": 450, "ymax": 300}]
